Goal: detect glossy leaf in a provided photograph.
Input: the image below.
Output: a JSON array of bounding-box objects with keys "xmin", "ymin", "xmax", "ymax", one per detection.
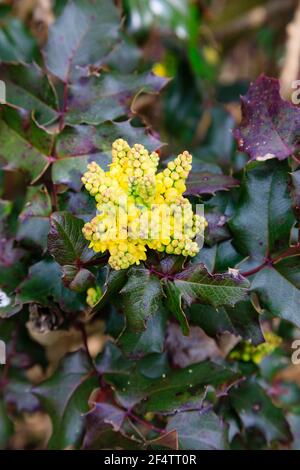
[{"xmin": 234, "ymin": 75, "xmax": 300, "ymax": 161}]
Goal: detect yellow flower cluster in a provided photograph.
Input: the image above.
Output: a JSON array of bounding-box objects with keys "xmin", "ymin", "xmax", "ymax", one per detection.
[
  {"xmin": 81, "ymin": 139, "xmax": 207, "ymax": 270},
  {"xmin": 86, "ymin": 286, "xmax": 102, "ymax": 307},
  {"xmin": 230, "ymin": 331, "xmax": 282, "ymax": 364}
]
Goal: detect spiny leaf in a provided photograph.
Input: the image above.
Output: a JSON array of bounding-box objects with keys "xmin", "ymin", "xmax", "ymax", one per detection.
[
  {"xmin": 229, "ymin": 160, "xmax": 295, "ymax": 261},
  {"xmin": 0, "ymin": 63, "xmax": 58, "ymax": 126},
  {"xmin": 104, "ymin": 360, "xmax": 240, "ymax": 410},
  {"xmin": 163, "ymin": 263, "xmax": 249, "ymax": 334},
  {"xmin": 234, "ymin": 74, "xmax": 300, "ymax": 161},
  {"xmin": 0, "ymin": 106, "xmax": 51, "ymax": 182},
  {"xmin": 33, "ymin": 350, "xmax": 98, "ymax": 450},
  {"xmin": 251, "ymin": 255, "xmax": 300, "ymax": 327},
  {"xmin": 120, "ymin": 267, "xmax": 163, "ymax": 332},
  {"xmin": 166, "ymin": 410, "xmax": 228, "ymax": 450},
  {"xmin": 230, "ymin": 381, "xmax": 292, "ymax": 444},
  {"xmin": 185, "ymin": 172, "xmax": 239, "ymax": 196},
  {"xmin": 44, "ymin": 0, "xmax": 120, "ymax": 82}
]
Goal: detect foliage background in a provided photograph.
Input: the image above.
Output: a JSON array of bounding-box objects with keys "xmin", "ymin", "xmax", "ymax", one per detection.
[{"xmin": 0, "ymin": 0, "xmax": 300, "ymax": 450}]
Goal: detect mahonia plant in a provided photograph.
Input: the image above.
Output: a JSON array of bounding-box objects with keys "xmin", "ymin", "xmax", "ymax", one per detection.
[
  {"xmin": 1, "ymin": 0, "xmax": 300, "ymax": 454},
  {"xmin": 81, "ymin": 139, "xmax": 206, "ymax": 270}
]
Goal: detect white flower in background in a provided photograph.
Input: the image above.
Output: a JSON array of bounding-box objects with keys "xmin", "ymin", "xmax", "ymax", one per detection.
[{"xmin": 0, "ymin": 289, "xmax": 11, "ymax": 308}]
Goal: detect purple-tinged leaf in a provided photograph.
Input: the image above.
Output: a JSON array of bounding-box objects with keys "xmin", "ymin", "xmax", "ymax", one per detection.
[{"xmin": 234, "ymin": 74, "xmax": 300, "ymax": 161}]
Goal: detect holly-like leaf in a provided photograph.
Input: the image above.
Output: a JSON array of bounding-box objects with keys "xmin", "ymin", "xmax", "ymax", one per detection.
[
  {"xmin": 104, "ymin": 360, "xmax": 240, "ymax": 410},
  {"xmin": 234, "ymin": 75, "xmax": 300, "ymax": 161},
  {"xmin": 48, "ymin": 212, "xmax": 96, "ymax": 266},
  {"xmin": 44, "ymin": 0, "xmax": 120, "ymax": 82},
  {"xmin": 48, "ymin": 212, "xmax": 102, "ymax": 289},
  {"xmin": 251, "ymin": 255, "xmax": 300, "ymax": 327},
  {"xmin": 118, "ymin": 308, "xmax": 167, "ymax": 359},
  {"xmin": 64, "ymin": 72, "xmax": 167, "ymax": 125},
  {"xmin": 53, "ymin": 120, "xmax": 163, "ymax": 190},
  {"xmin": 190, "ymin": 300, "xmax": 264, "ymax": 346},
  {"xmin": 120, "ymin": 267, "xmax": 163, "ymax": 332},
  {"xmin": 0, "ymin": 106, "xmax": 51, "ymax": 182},
  {"xmin": 230, "ymin": 381, "xmax": 292, "ymax": 444},
  {"xmin": 18, "ymin": 259, "xmax": 85, "ymax": 312},
  {"xmin": 83, "ymin": 403, "xmax": 139, "ymax": 450},
  {"xmin": 17, "ymin": 185, "xmax": 52, "ymax": 250},
  {"xmin": 229, "ymin": 160, "xmax": 295, "ymax": 261},
  {"xmin": 0, "ymin": 63, "xmax": 58, "ymax": 126},
  {"xmin": 90, "ymin": 268, "xmax": 127, "ymax": 315},
  {"xmin": 33, "ymin": 350, "xmax": 98, "ymax": 450},
  {"xmin": 163, "ymin": 263, "xmax": 249, "ymax": 334},
  {"xmin": 185, "ymin": 172, "xmax": 239, "ymax": 196},
  {"xmin": 166, "ymin": 410, "xmax": 228, "ymax": 450},
  {"xmin": 0, "ymin": 18, "xmax": 38, "ymax": 63}
]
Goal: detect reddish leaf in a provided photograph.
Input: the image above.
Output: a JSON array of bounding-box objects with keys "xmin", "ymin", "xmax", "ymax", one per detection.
[{"xmin": 234, "ymin": 74, "xmax": 300, "ymax": 161}]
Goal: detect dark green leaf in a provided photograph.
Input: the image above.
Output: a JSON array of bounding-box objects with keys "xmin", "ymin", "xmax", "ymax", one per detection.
[
  {"xmin": 0, "ymin": 63, "xmax": 58, "ymax": 126},
  {"xmin": 0, "ymin": 18, "xmax": 38, "ymax": 63},
  {"xmin": 33, "ymin": 350, "xmax": 98, "ymax": 449},
  {"xmin": 190, "ymin": 300, "xmax": 264, "ymax": 346},
  {"xmin": 251, "ymin": 256, "xmax": 300, "ymax": 327},
  {"xmin": 163, "ymin": 264, "xmax": 249, "ymax": 331},
  {"xmin": 185, "ymin": 172, "xmax": 239, "ymax": 196},
  {"xmin": 105, "ymin": 361, "xmax": 239, "ymax": 410},
  {"xmin": 229, "ymin": 160, "xmax": 294, "ymax": 260},
  {"xmin": 0, "ymin": 106, "xmax": 51, "ymax": 182},
  {"xmin": 44, "ymin": 0, "xmax": 119, "ymax": 81},
  {"xmin": 166, "ymin": 410, "xmax": 228, "ymax": 450},
  {"xmin": 120, "ymin": 267, "xmax": 163, "ymax": 332},
  {"xmin": 230, "ymin": 381, "xmax": 292, "ymax": 444}
]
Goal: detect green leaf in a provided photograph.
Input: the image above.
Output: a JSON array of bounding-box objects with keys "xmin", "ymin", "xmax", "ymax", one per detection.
[
  {"xmin": 62, "ymin": 266, "xmax": 94, "ymax": 292},
  {"xmin": 53, "ymin": 120, "xmax": 163, "ymax": 190},
  {"xmin": 44, "ymin": 0, "xmax": 120, "ymax": 82},
  {"xmin": 17, "ymin": 185, "xmax": 52, "ymax": 250},
  {"xmin": 120, "ymin": 267, "xmax": 163, "ymax": 332},
  {"xmin": 0, "ymin": 400, "xmax": 13, "ymax": 449},
  {"xmin": 0, "ymin": 63, "xmax": 58, "ymax": 126},
  {"xmin": 48, "ymin": 211, "xmax": 96, "ymax": 265},
  {"xmin": 185, "ymin": 172, "xmax": 239, "ymax": 196},
  {"xmin": 64, "ymin": 72, "xmax": 167, "ymax": 126},
  {"xmin": 90, "ymin": 268, "xmax": 127, "ymax": 315},
  {"xmin": 18, "ymin": 259, "xmax": 85, "ymax": 312},
  {"xmin": 251, "ymin": 255, "xmax": 300, "ymax": 327},
  {"xmin": 230, "ymin": 381, "xmax": 292, "ymax": 444},
  {"xmin": 229, "ymin": 160, "xmax": 295, "ymax": 260},
  {"xmin": 105, "ymin": 360, "xmax": 239, "ymax": 410},
  {"xmin": 166, "ymin": 410, "xmax": 228, "ymax": 450},
  {"xmin": 83, "ymin": 403, "xmax": 139, "ymax": 450},
  {"xmin": 163, "ymin": 263, "xmax": 249, "ymax": 332},
  {"xmin": 0, "ymin": 106, "xmax": 51, "ymax": 182},
  {"xmin": 0, "ymin": 18, "xmax": 38, "ymax": 63},
  {"xmin": 190, "ymin": 300, "xmax": 264, "ymax": 346},
  {"xmin": 118, "ymin": 308, "xmax": 167, "ymax": 358},
  {"xmin": 33, "ymin": 350, "xmax": 98, "ymax": 450}
]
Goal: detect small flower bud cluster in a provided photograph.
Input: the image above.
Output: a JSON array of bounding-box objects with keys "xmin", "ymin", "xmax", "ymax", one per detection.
[
  {"xmin": 81, "ymin": 139, "xmax": 207, "ymax": 270},
  {"xmin": 230, "ymin": 331, "xmax": 282, "ymax": 364},
  {"xmin": 86, "ymin": 286, "xmax": 102, "ymax": 307}
]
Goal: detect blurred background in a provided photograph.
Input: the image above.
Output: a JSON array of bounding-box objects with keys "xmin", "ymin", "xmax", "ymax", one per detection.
[{"xmin": 1, "ymin": 0, "xmax": 300, "ymax": 450}]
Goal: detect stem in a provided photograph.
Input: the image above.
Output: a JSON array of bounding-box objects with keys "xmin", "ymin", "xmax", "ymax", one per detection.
[
  {"xmin": 241, "ymin": 259, "xmax": 269, "ymax": 277},
  {"xmin": 77, "ymin": 323, "xmax": 98, "ymax": 373}
]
